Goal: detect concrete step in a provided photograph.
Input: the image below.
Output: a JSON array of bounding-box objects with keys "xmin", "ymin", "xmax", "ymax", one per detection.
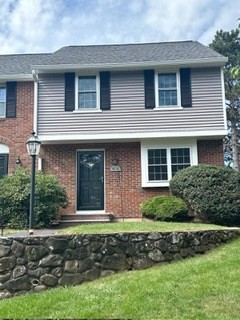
[{"xmin": 60, "ymin": 213, "xmax": 114, "ymax": 227}]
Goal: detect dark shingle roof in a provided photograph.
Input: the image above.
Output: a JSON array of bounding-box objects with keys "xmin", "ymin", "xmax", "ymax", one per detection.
[
  {"xmin": 0, "ymin": 53, "xmax": 52, "ymax": 76},
  {"xmin": 0, "ymin": 41, "xmax": 227, "ymax": 77},
  {"xmin": 49, "ymin": 41, "xmax": 225, "ymax": 65}
]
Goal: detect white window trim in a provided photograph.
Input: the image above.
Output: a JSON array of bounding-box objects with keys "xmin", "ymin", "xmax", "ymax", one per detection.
[
  {"xmin": 141, "ymin": 138, "xmax": 198, "ymax": 187},
  {"xmin": 0, "ymin": 86, "xmax": 6, "ymax": 118},
  {"xmin": 75, "ymin": 73, "xmax": 100, "ymax": 111},
  {"xmin": 0, "ymin": 143, "xmax": 9, "ymax": 153},
  {"xmin": 154, "ymin": 70, "xmax": 182, "ymax": 109}
]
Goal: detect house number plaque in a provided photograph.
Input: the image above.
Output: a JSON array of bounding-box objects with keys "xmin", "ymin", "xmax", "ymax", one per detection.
[{"xmin": 110, "ymin": 165, "xmax": 121, "ymax": 172}]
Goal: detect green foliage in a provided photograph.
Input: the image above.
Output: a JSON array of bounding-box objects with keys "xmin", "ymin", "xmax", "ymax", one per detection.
[
  {"xmin": 0, "ymin": 167, "xmax": 69, "ymax": 228},
  {"xmin": 209, "ymin": 28, "xmax": 240, "ymax": 168},
  {"xmin": 170, "ymin": 164, "xmax": 240, "ymax": 226},
  {"xmin": 140, "ymin": 195, "xmax": 189, "ymax": 221}
]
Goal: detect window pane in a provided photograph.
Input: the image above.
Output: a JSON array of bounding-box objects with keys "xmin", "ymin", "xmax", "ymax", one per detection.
[
  {"xmin": 171, "ymin": 148, "xmax": 191, "ymax": 176},
  {"xmin": 79, "ymin": 93, "xmax": 96, "ymax": 109},
  {"xmin": 158, "ymin": 73, "xmax": 176, "ymax": 88},
  {"xmin": 0, "ymin": 103, "xmax": 5, "ymax": 117},
  {"xmin": 0, "ymin": 88, "xmax": 6, "ymax": 117},
  {"xmin": 148, "ymin": 166, "xmax": 168, "ymax": 181},
  {"xmin": 148, "ymin": 149, "xmax": 168, "ymax": 181},
  {"xmin": 148, "ymin": 149, "xmax": 167, "ymax": 165},
  {"xmin": 78, "ymin": 76, "xmax": 97, "ymax": 109},
  {"xmin": 159, "ymin": 90, "xmax": 177, "ymax": 106},
  {"xmin": 79, "ymin": 76, "xmax": 96, "ymax": 91},
  {"xmin": 0, "ymin": 154, "xmax": 8, "ymax": 179}
]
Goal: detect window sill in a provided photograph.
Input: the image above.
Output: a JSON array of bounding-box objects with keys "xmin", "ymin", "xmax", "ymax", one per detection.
[
  {"xmin": 154, "ymin": 106, "xmax": 183, "ymax": 111},
  {"xmin": 142, "ymin": 181, "xmax": 170, "ymax": 188},
  {"xmin": 73, "ymin": 109, "xmax": 102, "ymax": 114}
]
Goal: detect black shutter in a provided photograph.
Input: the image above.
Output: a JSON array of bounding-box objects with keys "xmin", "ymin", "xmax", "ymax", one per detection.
[
  {"xmin": 180, "ymin": 68, "xmax": 192, "ymax": 108},
  {"xmin": 144, "ymin": 70, "xmax": 155, "ymax": 109},
  {"xmin": 6, "ymin": 82, "xmax": 17, "ymax": 118},
  {"xmin": 65, "ymin": 73, "xmax": 75, "ymax": 111},
  {"xmin": 100, "ymin": 71, "xmax": 111, "ymax": 110},
  {"xmin": 0, "ymin": 154, "xmax": 8, "ymax": 179}
]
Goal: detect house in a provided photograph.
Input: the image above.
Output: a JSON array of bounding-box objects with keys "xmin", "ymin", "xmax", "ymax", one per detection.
[{"xmin": 0, "ymin": 41, "xmax": 227, "ymax": 221}]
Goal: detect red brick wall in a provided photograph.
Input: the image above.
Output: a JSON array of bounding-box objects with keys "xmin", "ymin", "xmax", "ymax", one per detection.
[
  {"xmin": 0, "ymin": 82, "xmax": 34, "ymax": 172},
  {"xmin": 42, "ymin": 143, "xmax": 169, "ymax": 218},
  {"xmin": 43, "ymin": 139, "xmax": 224, "ymax": 218},
  {"xmin": 197, "ymin": 140, "xmax": 224, "ymax": 166}
]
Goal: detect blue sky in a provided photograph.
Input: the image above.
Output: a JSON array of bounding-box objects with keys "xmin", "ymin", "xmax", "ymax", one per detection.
[{"xmin": 0, "ymin": 0, "xmax": 239, "ymax": 54}]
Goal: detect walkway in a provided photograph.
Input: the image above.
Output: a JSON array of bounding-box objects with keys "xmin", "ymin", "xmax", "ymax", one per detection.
[{"xmin": 1, "ymin": 228, "xmax": 64, "ymax": 237}]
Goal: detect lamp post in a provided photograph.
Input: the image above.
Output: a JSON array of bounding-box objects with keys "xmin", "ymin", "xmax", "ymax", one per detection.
[{"xmin": 26, "ymin": 132, "xmax": 41, "ymax": 235}]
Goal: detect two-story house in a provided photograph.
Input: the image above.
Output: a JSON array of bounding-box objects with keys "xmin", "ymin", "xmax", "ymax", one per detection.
[{"xmin": 0, "ymin": 41, "xmax": 227, "ymax": 222}]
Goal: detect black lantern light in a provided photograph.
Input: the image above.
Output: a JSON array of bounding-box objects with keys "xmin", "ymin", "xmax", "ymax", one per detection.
[{"xmin": 26, "ymin": 131, "xmax": 41, "ymax": 234}]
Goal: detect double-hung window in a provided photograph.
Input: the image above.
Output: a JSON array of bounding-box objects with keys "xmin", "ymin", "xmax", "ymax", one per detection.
[
  {"xmin": 156, "ymin": 72, "xmax": 180, "ymax": 107},
  {"xmin": 77, "ymin": 75, "xmax": 100, "ymax": 110},
  {"xmin": 0, "ymin": 87, "xmax": 6, "ymax": 118},
  {"xmin": 141, "ymin": 140, "xmax": 198, "ymax": 187}
]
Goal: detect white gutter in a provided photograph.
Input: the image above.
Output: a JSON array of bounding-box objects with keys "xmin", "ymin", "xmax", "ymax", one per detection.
[
  {"xmin": 0, "ymin": 74, "xmax": 33, "ymax": 82},
  {"xmin": 221, "ymin": 67, "xmax": 228, "ymax": 130},
  {"xmin": 31, "ymin": 57, "xmax": 228, "ymax": 73}
]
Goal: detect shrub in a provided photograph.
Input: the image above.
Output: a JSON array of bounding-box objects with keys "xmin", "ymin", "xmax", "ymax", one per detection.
[
  {"xmin": 170, "ymin": 164, "xmax": 240, "ymax": 226},
  {"xmin": 140, "ymin": 195, "xmax": 189, "ymax": 221},
  {"xmin": 0, "ymin": 167, "xmax": 69, "ymax": 228}
]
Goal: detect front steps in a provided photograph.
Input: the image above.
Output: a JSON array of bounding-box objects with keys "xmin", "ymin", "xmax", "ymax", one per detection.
[{"xmin": 60, "ymin": 213, "xmax": 114, "ymax": 227}]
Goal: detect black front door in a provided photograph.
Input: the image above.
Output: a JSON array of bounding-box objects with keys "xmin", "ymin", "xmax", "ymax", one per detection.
[{"xmin": 77, "ymin": 151, "xmax": 104, "ymax": 211}]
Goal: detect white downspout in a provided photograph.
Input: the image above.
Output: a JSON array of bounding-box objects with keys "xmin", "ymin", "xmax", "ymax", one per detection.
[{"xmin": 32, "ymin": 69, "xmax": 39, "ymax": 134}]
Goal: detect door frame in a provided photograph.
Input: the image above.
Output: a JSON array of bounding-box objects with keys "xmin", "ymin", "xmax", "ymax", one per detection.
[{"xmin": 76, "ymin": 149, "xmax": 105, "ymax": 213}]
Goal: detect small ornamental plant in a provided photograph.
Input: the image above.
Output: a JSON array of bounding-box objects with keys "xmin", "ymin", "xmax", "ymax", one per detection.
[
  {"xmin": 0, "ymin": 167, "xmax": 69, "ymax": 228},
  {"xmin": 140, "ymin": 195, "xmax": 189, "ymax": 221}
]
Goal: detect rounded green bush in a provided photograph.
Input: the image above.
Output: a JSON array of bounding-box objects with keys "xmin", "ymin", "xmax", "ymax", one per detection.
[
  {"xmin": 0, "ymin": 167, "xmax": 69, "ymax": 229},
  {"xmin": 140, "ymin": 195, "xmax": 189, "ymax": 221},
  {"xmin": 170, "ymin": 164, "xmax": 240, "ymax": 226}
]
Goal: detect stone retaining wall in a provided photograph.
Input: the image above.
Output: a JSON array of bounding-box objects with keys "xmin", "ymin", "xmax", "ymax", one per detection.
[{"xmin": 0, "ymin": 229, "xmax": 239, "ymax": 299}]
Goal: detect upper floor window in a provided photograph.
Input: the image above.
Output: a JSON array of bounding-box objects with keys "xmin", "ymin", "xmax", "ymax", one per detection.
[
  {"xmin": 77, "ymin": 75, "xmax": 100, "ymax": 110},
  {"xmin": 0, "ymin": 87, "xmax": 6, "ymax": 118},
  {"xmin": 155, "ymin": 72, "xmax": 181, "ymax": 108}
]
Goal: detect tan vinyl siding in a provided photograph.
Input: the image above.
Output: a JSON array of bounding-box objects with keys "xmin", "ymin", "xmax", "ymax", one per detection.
[{"xmin": 37, "ymin": 68, "xmax": 225, "ymax": 135}]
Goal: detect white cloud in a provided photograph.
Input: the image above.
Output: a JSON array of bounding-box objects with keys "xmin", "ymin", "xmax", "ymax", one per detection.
[{"xmin": 0, "ymin": 0, "xmax": 239, "ymax": 54}]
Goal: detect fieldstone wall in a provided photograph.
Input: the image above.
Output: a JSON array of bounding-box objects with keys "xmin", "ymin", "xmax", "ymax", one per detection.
[{"xmin": 0, "ymin": 229, "xmax": 239, "ymax": 299}]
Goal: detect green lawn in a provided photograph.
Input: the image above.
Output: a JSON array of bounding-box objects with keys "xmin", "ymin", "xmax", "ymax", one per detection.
[
  {"xmin": 0, "ymin": 237, "xmax": 239, "ymax": 319},
  {"xmin": 60, "ymin": 220, "xmax": 227, "ymax": 235}
]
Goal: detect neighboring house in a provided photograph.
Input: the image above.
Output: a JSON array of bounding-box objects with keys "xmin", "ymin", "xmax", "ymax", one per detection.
[{"xmin": 0, "ymin": 41, "xmax": 227, "ymax": 220}]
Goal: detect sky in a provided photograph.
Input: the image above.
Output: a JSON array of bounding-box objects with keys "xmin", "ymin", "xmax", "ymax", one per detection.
[{"xmin": 0, "ymin": 0, "xmax": 239, "ymax": 54}]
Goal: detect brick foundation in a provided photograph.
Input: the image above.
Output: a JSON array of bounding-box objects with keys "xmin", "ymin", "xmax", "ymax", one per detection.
[{"xmin": 42, "ymin": 139, "xmax": 224, "ymax": 219}]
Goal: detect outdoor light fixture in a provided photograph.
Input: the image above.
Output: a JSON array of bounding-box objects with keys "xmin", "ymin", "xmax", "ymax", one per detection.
[
  {"xmin": 15, "ymin": 156, "xmax": 22, "ymax": 166},
  {"xmin": 26, "ymin": 132, "xmax": 41, "ymax": 235}
]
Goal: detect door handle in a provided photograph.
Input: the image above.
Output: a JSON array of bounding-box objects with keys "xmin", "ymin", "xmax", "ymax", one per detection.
[{"xmin": 99, "ymin": 177, "xmax": 103, "ymax": 182}]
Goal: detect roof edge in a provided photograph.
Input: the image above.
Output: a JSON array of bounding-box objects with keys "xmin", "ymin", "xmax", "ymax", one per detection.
[
  {"xmin": 32, "ymin": 57, "xmax": 228, "ymax": 73},
  {"xmin": 0, "ymin": 74, "xmax": 33, "ymax": 82}
]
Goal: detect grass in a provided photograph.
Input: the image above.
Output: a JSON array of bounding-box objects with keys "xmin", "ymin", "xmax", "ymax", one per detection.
[
  {"xmin": 60, "ymin": 220, "xmax": 227, "ymax": 235},
  {"xmin": 0, "ymin": 237, "xmax": 239, "ymax": 319}
]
